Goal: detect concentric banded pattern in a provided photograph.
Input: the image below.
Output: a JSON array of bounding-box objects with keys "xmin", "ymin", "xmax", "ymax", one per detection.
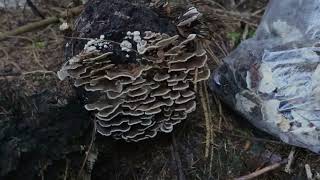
[{"xmin": 59, "ymin": 32, "xmax": 210, "ymax": 142}]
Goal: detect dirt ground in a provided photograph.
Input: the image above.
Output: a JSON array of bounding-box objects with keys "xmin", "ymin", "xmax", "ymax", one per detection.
[{"xmin": 1, "ymin": 0, "xmax": 320, "ymax": 179}]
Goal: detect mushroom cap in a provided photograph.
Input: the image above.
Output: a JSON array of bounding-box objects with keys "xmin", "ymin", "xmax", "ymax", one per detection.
[{"xmin": 177, "ymin": 7, "xmax": 202, "ymax": 27}]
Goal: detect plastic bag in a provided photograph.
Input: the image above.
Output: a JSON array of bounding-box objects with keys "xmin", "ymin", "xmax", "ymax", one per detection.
[{"xmin": 210, "ymin": 0, "xmax": 320, "ymax": 153}]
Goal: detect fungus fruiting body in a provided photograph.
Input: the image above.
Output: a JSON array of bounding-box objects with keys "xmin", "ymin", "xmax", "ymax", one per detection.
[{"xmin": 58, "ymin": 7, "xmax": 210, "ymax": 142}]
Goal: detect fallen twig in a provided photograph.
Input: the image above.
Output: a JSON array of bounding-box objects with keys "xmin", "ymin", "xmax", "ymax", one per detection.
[
  {"xmin": 22, "ymin": 70, "xmax": 56, "ymax": 76},
  {"xmin": 305, "ymin": 164, "xmax": 313, "ymax": 180},
  {"xmin": 203, "ymin": 82, "xmax": 214, "ymax": 139},
  {"xmin": 26, "ymin": 0, "xmax": 45, "ymax": 19},
  {"xmin": 63, "ymin": 159, "xmax": 69, "ymax": 180},
  {"xmin": 199, "ymin": 82, "xmax": 212, "ymax": 158},
  {"xmin": 203, "ymin": 81, "xmax": 216, "ymax": 178},
  {"xmin": 0, "ymin": 5, "xmax": 83, "ymax": 41},
  {"xmin": 78, "ymin": 118, "xmax": 96, "ymax": 178},
  {"xmin": 284, "ymin": 148, "xmax": 295, "ymax": 174},
  {"xmin": 234, "ymin": 159, "xmax": 288, "ymax": 180}
]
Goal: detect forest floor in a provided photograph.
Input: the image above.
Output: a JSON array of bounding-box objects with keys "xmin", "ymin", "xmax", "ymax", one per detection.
[{"xmin": 1, "ymin": 0, "xmax": 320, "ymax": 179}]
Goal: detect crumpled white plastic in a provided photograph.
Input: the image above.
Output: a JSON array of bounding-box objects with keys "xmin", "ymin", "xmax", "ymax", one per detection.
[{"xmin": 210, "ymin": 0, "xmax": 320, "ymax": 153}]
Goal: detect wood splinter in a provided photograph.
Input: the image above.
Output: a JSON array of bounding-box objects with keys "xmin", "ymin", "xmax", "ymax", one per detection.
[{"xmin": 234, "ymin": 159, "xmax": 288, "ymax": 180}]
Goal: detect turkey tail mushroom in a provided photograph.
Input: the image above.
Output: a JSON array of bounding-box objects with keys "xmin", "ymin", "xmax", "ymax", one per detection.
[{"xmin": 59, "ymin": 4, "xmax": 209, "ymax": 142}]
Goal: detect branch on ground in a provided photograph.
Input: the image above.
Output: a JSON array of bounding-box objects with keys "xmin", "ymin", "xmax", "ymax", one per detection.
[{"xmin": 0, "ymin": 5, "xmax": 83, "ymax": 41}]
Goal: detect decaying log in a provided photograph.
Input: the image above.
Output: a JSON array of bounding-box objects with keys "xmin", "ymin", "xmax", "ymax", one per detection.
[{"xmin": 0, "ymin": 75, "xmax": 91, "ymax": 179}]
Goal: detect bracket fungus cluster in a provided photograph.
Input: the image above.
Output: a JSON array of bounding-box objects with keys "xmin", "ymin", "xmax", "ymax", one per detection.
[{"xmin": 58, "ymin": 7, "xmax": 210, "ymax": 142}]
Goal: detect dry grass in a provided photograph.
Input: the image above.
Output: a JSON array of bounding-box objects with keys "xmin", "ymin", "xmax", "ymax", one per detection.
[{"xmin": 1, "ymin": 0, "xmax": 320, "ymax": 179}]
